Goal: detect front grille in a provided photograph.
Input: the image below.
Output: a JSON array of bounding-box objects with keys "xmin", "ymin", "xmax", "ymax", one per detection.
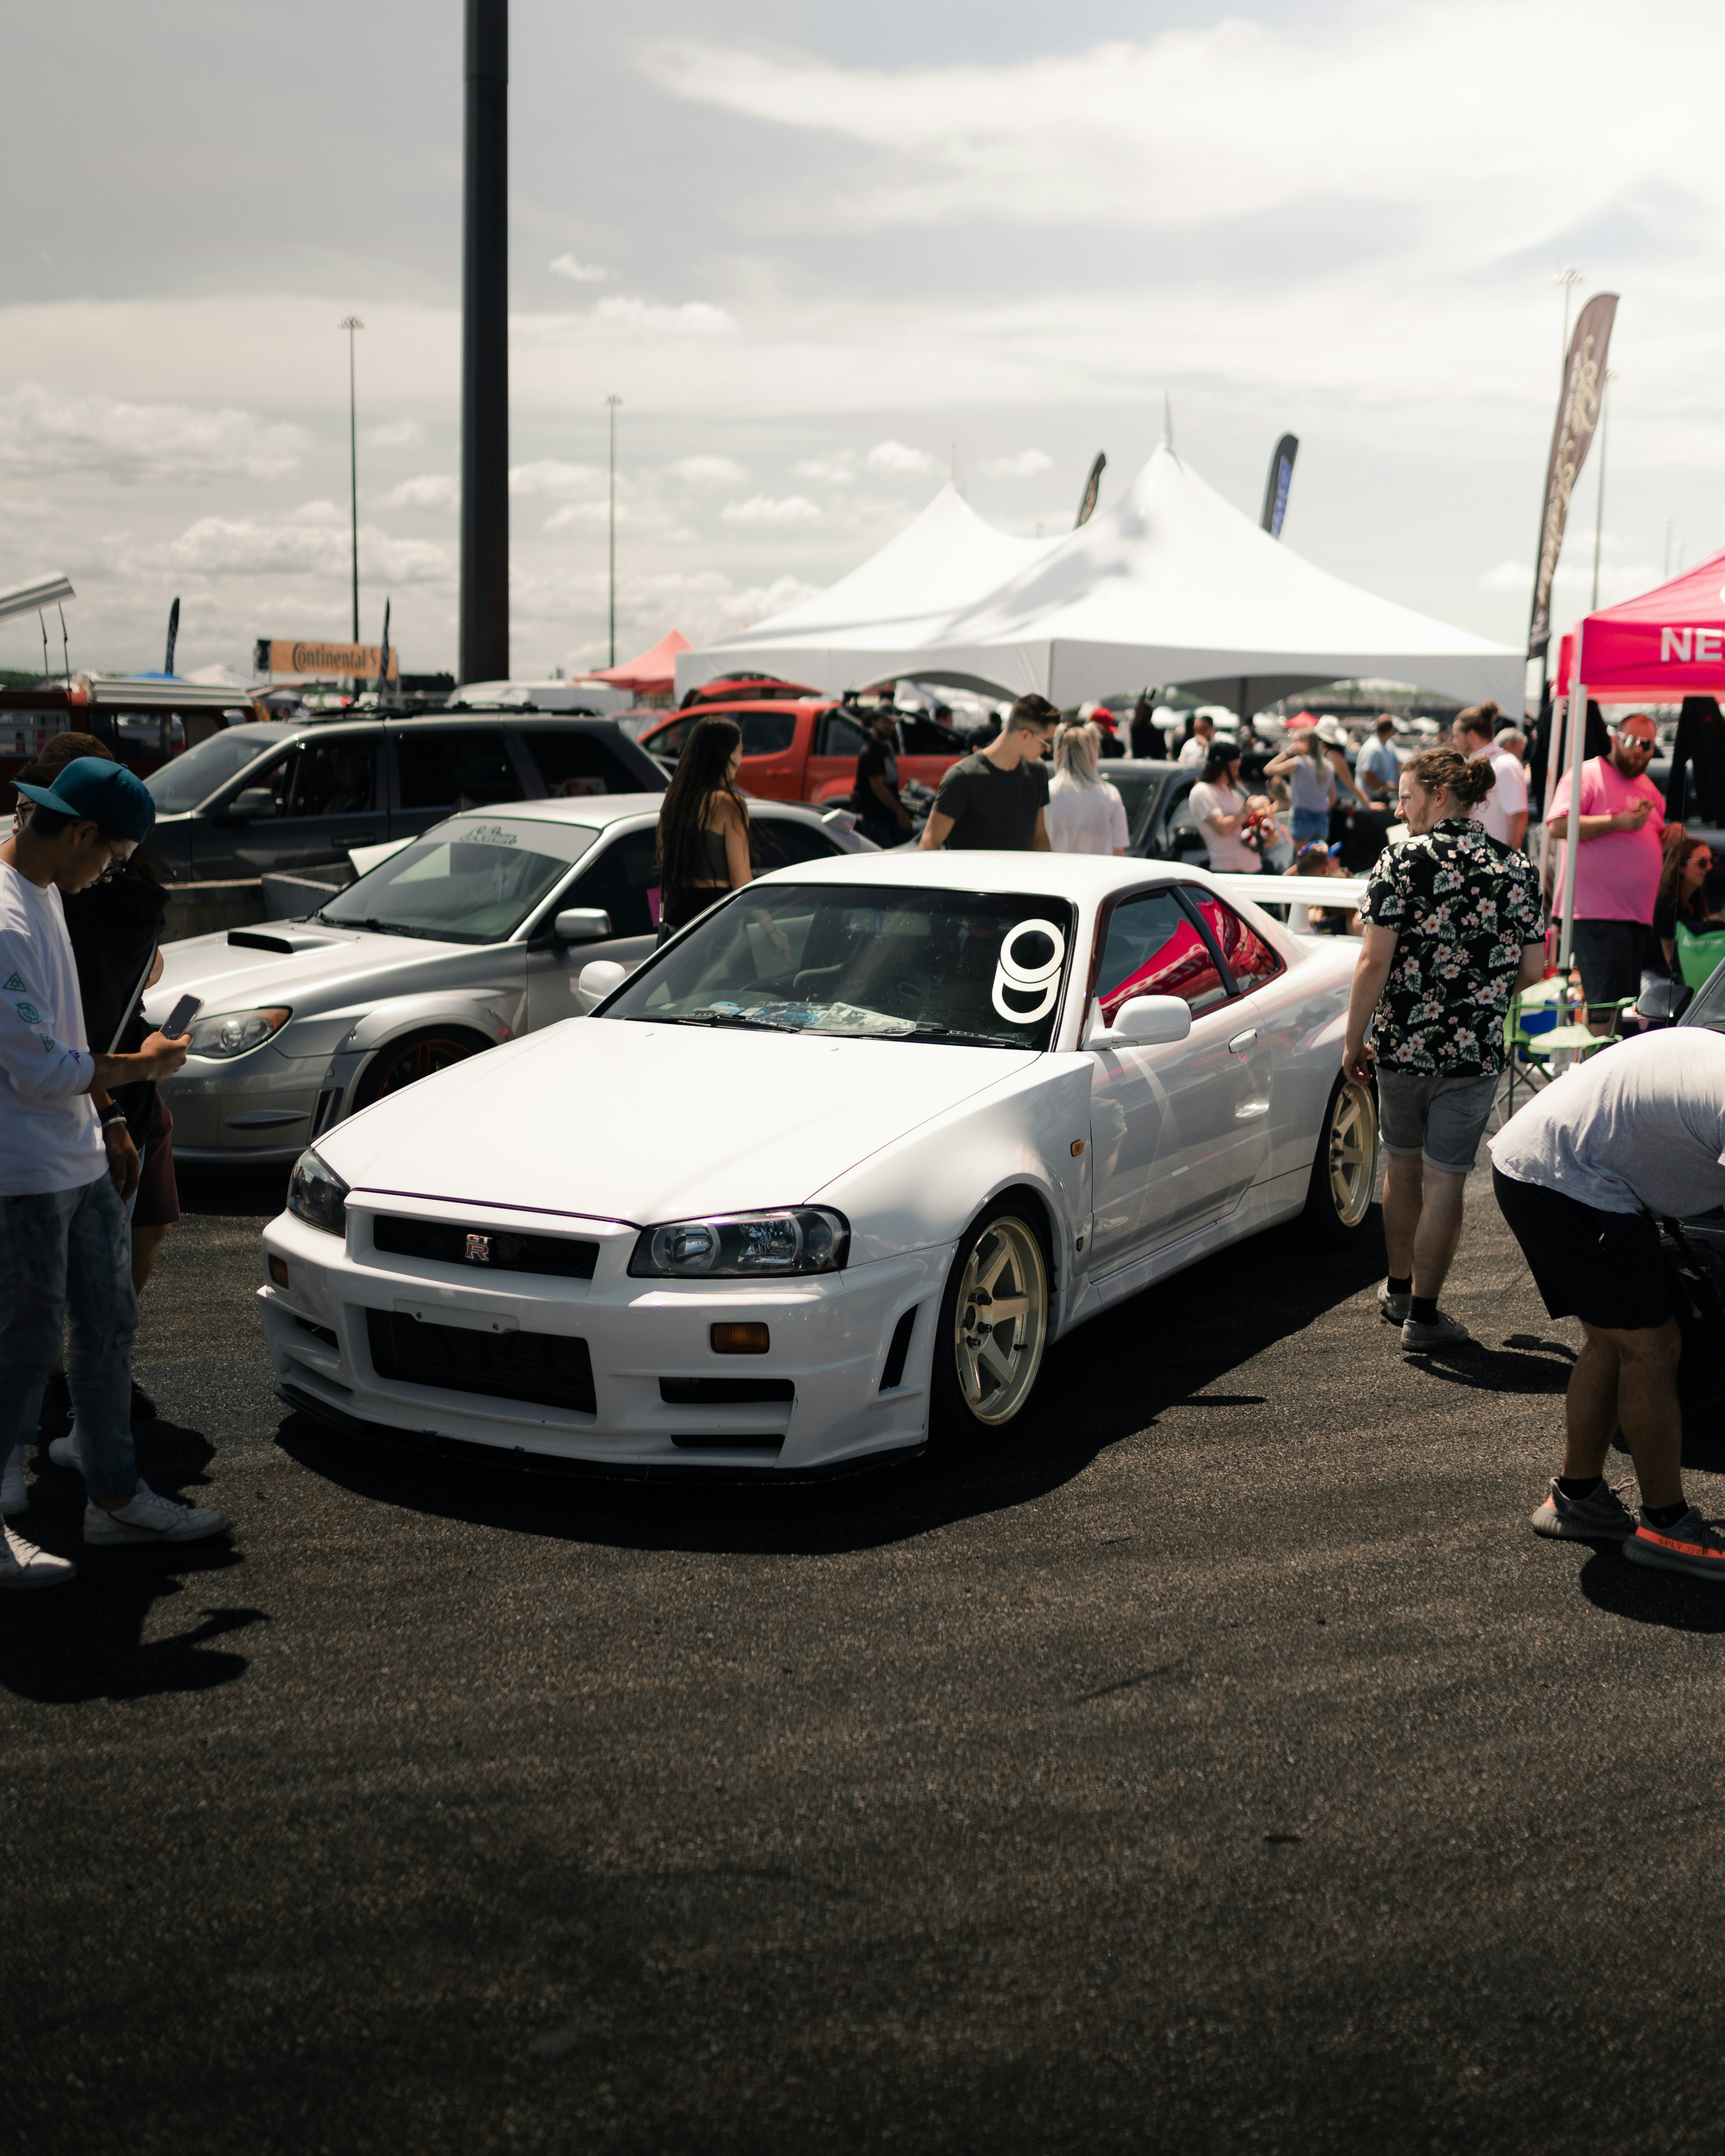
[
  {"xmin": 371, "ymin": 1214, "xmax": 598, "ymax": 1280},
  {"xmin": 659, "ymin": 1377, "xmax": 794, "ymax": 1405},
  {"xmin": 365, "ymin": 1309, "xmax": 596, "ymax": 1414},
  {"xmin": 294, "ymin": 1315, "xmax": 338, "ymax": 1348}
]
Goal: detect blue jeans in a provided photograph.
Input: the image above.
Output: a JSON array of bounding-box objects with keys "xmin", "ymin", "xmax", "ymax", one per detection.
[
  {"xmin": 1291, "ymin": 808, "xmax": 1331, "ymax": 848},
  {"xmin": 0, "ymin": 1172, "xmax": 138, "ymax": 1505}
]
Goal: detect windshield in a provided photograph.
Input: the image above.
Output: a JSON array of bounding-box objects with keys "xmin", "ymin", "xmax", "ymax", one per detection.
[
  {"xmin": 319, "ymin": 815, "xmax": 598, "ymax": 943},
  {"xmin": 601, "ymin": 883, "xmax": 1077, "ymax": 1049},
  {"xmin": 144, "ymin": 725, "xmax": 292, "ymax": 813}
]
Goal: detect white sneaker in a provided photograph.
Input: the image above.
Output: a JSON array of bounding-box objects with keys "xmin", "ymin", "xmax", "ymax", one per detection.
[
  {"xmin": 48, "ymin": 1430, "xmax": 81, "ymax": 1471},
  {"xmin": 0, "ymin": 1524, "xmax": 76, "ymax": 1590},
  {"xmin": 84, "ymin": 1479, "xmax": 227, "ymax": 1546},
  {"xmin": 0, "ymin": 1447, "xmax": 26, "ymax": 1516}
]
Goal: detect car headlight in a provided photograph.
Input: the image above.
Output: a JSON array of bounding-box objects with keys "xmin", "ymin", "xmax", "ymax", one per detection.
[
  {"xmin": 628, "ymin": 1206, "xmax": 848, "ymax": 1279},
  {"xmin": 287, "ymin": 1149, "xmax": 349, "ymax": 1237},
  {"xmin": 188, "ymin": 1006, "xmax": 291, "ymax": 1059}
]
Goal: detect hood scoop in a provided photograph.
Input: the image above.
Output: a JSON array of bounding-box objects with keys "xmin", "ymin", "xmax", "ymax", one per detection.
[{"xmin": 227, "ymin": 927, "xmax": 341, "ymax": 955}]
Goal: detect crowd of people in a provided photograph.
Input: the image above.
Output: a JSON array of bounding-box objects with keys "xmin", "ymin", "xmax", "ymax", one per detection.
[{"xmin": 1, "ymin": 737, "xmax": 224, "ymax": 1588}]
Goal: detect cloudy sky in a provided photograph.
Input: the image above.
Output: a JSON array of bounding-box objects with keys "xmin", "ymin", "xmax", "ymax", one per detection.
[{"xmin": 4, "ymin": 0, "xmax": 1722, "ymax": 685}]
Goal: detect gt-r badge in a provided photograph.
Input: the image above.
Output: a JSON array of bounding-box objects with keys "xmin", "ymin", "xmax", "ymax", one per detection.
[{"xmin": 464, "ymin": 1234, "xmax": 492, "ymax": 1264}]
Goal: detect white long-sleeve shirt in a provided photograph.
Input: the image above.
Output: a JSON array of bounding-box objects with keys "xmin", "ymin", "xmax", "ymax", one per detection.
[{"xmin": 0, "ymin": 860, "xmax": 103, "ymax": 1196}]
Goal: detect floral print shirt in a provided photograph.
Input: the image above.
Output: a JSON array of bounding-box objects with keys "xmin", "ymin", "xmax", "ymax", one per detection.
[{"xmin": 1361, "ymin": 818, "xmax": 1546, "ymax": 1076}]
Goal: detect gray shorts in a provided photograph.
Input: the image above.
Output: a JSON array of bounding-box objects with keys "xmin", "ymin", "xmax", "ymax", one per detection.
[{"xmin": 1375, "ymin": 1068, "xmax": 1499, "ymax": 1174}]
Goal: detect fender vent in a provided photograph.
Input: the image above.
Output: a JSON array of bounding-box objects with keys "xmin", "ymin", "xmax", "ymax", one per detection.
[
  {"xmin": 880, "ymin": 1305, "xmax": 919, "ymax": 1391},
  {"xmin": 311, "ymin": 1087, "xmax": 342, "ymax": 1138}
]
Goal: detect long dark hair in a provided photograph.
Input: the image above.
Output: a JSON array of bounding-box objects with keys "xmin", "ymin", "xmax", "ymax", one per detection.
[
  {"xmin": 656, "ymin": 717, "xmax": 750, "ymax": 895},
  {"xmin": 1659, "ymin": 828, "xmax": 1712, "ymax": 927},
  {"xmin": 1199, "ymin": 743, "xmax": 1241, "ymax": 786}
]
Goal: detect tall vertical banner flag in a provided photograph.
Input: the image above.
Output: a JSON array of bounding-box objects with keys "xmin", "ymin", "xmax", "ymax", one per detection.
[
  {"xmin": 163, "ymin": 596, "xmax": 180, "ymax": 675},
  {"xmin": 1528, "ymin": 292, "xmax": 1618, "ymax": 660},
  {"xmin": 375, "ymin": 599, "xmax": 392, "ymax": 697},
  {"xmin": 1260, "ymin": 435, "xmax": 1298, "ymax": 538},
  {"xmin": 1074, "ymin": 453, "xmax": 1107, "ymax": 529}
]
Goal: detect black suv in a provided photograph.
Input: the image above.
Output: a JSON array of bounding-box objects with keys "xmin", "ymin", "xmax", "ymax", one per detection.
[{"xmin": 141, "ymin": 714, "xmax": 666, "ymax": 882}]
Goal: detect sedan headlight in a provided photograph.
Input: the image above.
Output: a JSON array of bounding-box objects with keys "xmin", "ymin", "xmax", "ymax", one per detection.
[
  {"xmin": 188, "ymin": 1006, "xmax": 291, "ymax": 1059},
  {"xmin": 628, "ymin": 1206, "xmax": 848, "ymax": 1279},
  {"xmin": 287, "ymin": 1149, "xmax": 349, "ymax": 1237}
]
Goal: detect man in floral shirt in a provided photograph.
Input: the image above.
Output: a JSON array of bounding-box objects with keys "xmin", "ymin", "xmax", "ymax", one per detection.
[{"xmin": 1343, "ymin": 746, "xmax": 1546, "ymax": 1352}]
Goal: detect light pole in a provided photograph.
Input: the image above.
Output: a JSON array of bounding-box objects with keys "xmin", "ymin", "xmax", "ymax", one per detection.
[
  {"xmin": 605, "ymin": 393, "xmax": 622, "ymax": 666},
  {"xmin": 1590, "ymin": 368, "xmax": 1617, "ymax": 612},
  {"xmin": 1553, "ymin": 267, "xmax": 1583, "ymax": 370},
  {"xmin": 340, "ymin": 315, "xmax": 364, "ymax": 644}
]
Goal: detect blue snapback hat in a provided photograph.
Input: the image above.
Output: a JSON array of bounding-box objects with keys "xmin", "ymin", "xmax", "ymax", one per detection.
[{"xmin": 15, "ymin": 756, "xmax": 155, "ymax": 843}]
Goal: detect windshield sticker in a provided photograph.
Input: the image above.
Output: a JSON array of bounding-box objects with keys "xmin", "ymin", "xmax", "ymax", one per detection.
[
  {"xmin": 992, "ymin": 919, "xmax": 1066, "ymax": 1024},
  {"xmin": 463, "ymin": 824, "xmax": 520, "ymax": 847}
]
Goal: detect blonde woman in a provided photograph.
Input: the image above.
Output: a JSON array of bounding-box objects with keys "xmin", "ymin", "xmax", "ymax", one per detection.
[{"xmin": 1044, "ymin": 721, "xmax": 1128, "ymax": 856}]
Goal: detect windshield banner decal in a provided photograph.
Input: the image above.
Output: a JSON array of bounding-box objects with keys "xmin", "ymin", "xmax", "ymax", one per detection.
[{"xmin": 992, "ymin": 920, "xmax": 1066, "ymax": 1024}]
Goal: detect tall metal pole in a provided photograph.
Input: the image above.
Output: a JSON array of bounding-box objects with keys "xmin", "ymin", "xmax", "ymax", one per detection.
[
  {"xmin": 1589, "ymin": 372, "xmax": 1613, "ymax": 612},
  {"xmin": 340, "ymin": 317, "xmax": 363, "ymax": 644},
  {"xmin": 1554, "ymin": 267, "xmax": 1583, "ymax": 372},
  {"xmin": 459, "ymin": 0, "xmax": 509, "ymax": 686},
  {"xmin": 605, "ymin": 394, "xmax": 621, "ymax": 666}
]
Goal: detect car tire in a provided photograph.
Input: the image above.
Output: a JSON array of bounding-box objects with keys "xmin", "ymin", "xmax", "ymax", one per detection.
[
  {"xmin": 930, "ymin": 1200, "xmax": 1052, "ymax": 1451},
  {"xmin": 1303, "ymin": 1074, "xmax": 1379, "ymax": 1243},
  {"xmin": 354, "ymin": 1026, "xmax": 491, "ymax": 1109}
]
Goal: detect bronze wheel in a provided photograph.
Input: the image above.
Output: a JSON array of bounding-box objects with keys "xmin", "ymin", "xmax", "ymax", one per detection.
[
  {"xmin": 355, "ymin": 1028, "xmax": 487, "ymax": 1108},
  {"xmin": 1303, "ymin": 1077, "xmax": 1379, "ymax": 1242}
]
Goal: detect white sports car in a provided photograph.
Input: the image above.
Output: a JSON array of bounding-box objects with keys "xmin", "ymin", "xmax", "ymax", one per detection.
[{"xmin": 259, "ymin": 853, "xmax": 1377, "ymax": 1479}]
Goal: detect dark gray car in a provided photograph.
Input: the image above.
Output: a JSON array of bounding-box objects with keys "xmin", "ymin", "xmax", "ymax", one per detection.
[{"xmin": 141, "ymin": 714, "xmax": 666, "ymax": 882}]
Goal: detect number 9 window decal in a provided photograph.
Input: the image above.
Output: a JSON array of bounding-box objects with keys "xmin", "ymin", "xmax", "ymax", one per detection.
[{"xmin": 992, "ymin": 919, "xmax": 1067, "ymax": 1024}]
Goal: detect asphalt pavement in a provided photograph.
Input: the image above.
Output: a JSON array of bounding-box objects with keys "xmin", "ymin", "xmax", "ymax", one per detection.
[{"xmin": 7, "ymin": 1154, "xmax": 1725, "ymax": 2156}]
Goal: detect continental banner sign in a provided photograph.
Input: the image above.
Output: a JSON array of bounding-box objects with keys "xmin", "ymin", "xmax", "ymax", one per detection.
[
  {"xmin": 1527, "ymin": 292, "xmax": 1617, "ymax": 659},
  {"xmin": 257, "ymin": 638, "xmax": 399, "ymax": 680}
]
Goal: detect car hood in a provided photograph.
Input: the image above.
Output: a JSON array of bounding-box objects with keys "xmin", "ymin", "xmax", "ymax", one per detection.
[
  {"xmin": 318, "ymin": 1018, "xmax": 1038, "ymax": 1224},
  {"xmin": 144, "ymin": 924, "xmax": 477, "ymax": 1023}
]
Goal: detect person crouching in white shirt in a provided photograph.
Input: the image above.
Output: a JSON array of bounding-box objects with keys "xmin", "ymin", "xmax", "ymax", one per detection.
[{"xmin": 1044, "ymin": 721, "xmax": 1129, "ymax": 855}]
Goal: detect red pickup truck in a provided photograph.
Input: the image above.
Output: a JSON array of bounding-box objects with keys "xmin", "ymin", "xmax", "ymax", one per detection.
[{"xmin": 640, "ymin": 693, "xmax": 969, "ymax": 806}]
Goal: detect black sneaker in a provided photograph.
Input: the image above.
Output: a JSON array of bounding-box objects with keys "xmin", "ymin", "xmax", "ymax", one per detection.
[
  {"xmin": 130, "ymin": 1381, "xmax": 158, "ymax": 1424},
  {"xmin": 36, "ymin": 1371, "xmax": 71, "ymax": 1444}
]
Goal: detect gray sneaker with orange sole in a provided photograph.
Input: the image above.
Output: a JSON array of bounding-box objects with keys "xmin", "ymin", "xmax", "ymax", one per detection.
[
  {"xmin": 1624, "ymin": 1508, "xmax": 1725, "ymax": 1581},
  {"xmin": 1531, "ymin": 1477, "xmax": 1636, "ymax": 1542}
]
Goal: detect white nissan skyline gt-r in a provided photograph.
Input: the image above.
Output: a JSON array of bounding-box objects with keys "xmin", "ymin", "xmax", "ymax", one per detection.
[{"xmin": 259, "ymin": 852, "xmax": 1378, "ymax": 1480}]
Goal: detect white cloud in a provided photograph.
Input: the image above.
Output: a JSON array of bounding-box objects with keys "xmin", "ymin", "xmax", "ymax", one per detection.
[
  {"xmin": 592, "ymin": 296, "xmax": 740, "ymax": 337},
  {"xmin": 864, "ymin": 439, "xmax": 937, "ymax": 476},
  {"xmin": 979, "ymin": 448, "xmax": 1053, "ymax": 480},
  {"xmin": 541, "ymin": 499, "xmax": 697, "ymax": 541},
  {"xmin": 378, "ymin": 473, "xmax": 457, "ymax": 512},
  {"xmin": 1479, "ymin": 559, "xmax": 1531, "ymax": 592},
  {"xmin": 717, "ymin": 575, "xmax": 823, "ymax": 629},
  {"xmin": 0, "ymin": 381, "xmax": 306, "ymax": 484},
  {"xmin": 719, "ymin": 494, "xmax": 823, "ymax": 527},
  {"xmin": 364, "ymin": 418, "xmax": 424, "ymax": 450},
  {"xmin": 665, "ymin": 454, "xmax": 748, "ymax": 487},
  {"xmin": 549, "ymin": 254, "xmax": 612, "ymax": 284},
  {"xmin": 790, "ymin": 454, "xmax": 856, "ymax": 485},
  {"xmin": 509, "ymin": 459, "xmax": 603, "ymax": 497},
  {"xmin": 158, "ymin": 506, "xmax": 449, "ymax": 584}
]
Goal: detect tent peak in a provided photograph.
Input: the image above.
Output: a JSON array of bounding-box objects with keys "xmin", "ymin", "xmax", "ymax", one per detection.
[{"xmin": 1159, "ymin": 394, "xmax": 1173, "ymax": 453}]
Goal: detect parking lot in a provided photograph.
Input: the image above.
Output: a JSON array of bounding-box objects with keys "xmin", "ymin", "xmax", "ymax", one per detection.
[{"xmin": 7, "ymin": 1158, "xmax": 1725, "ymax": 2155}]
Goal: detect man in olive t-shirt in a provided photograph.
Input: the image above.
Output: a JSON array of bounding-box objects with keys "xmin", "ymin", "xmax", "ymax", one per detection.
[{"xmin": 919, "ymin": 695, "xmax": 1058, "ymax": 851}]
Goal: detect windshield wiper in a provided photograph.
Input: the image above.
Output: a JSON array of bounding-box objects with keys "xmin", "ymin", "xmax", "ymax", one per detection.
[
  {"xmin": 653, "ymin": 1010, "xmax": 803, "ymax": 1032},
  {"xmin": 328, "ymin": 914, "xmax": 443, "ymax": 940}
]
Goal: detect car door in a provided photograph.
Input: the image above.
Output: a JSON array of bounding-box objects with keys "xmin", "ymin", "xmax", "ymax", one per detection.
[
  {"xmin": 749, "ymin": 809, "xmax": 846, "ymax": 876},
  {"xmin": 515, "ymin": 726, "xmax": 645, "ymax": 799},
  {"xmin": 390, "ymin": 725, "xmax": 528, "ymax": 843},
  {"xmin": 525, "ymin": 825, "xmax": 662, "ymax": 1029},
  {"xmin": 804, "ymin": 706, "xmax": 867, "ymax": 804},
  {"xmin": 1084, "ymin": 887, "xmax": 1242, "ymax": 1268},
  {"xmin": 733, "ymin": 710, "xmax": 802, "ymax": 800},
  {"xmin": 196, "ymin": 730, "xmax": 383, "ymax": 877},
  {"xmin": 1181, "ymin": 886, "xmax": 1297, "ymax": 1192}
]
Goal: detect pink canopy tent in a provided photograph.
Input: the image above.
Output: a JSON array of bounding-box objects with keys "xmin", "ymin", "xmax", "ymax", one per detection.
[
  {"xmin": 589, "ymin": 627, "xmax": 690, "ymax": 696},
  {"xmin": 1548, "ymin": 549, "xmax": 1725, "ymax": 965}
]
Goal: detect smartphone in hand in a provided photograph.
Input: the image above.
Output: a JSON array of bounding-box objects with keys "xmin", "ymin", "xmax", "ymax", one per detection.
[{"xmin": 163, "ymin": 992, "xmax": 203, "ymax": 1038}]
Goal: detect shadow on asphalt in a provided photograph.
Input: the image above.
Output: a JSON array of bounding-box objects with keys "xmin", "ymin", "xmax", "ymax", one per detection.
[
  {"xmin": 1577, "ymin": 1547, "xmax": 1725, "ymax": 1631},
  {"xmin": 0, "ymin": 1424, "xmax": 260, "ymax": 1706},
  {"xmin": 276, "ymin": 1210, "xmax": 1391, "ymax": 1558},
  {"xmin": 1398, "ymin": 1336, "xmax": 1576, "ymax": 1395}
]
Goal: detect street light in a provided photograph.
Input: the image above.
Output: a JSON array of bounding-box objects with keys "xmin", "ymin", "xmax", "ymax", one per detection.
[
  {"xmin": 1553, "ymin": 267, "xmax": 1583, "ymax": 369},
  {"xmin": 340, "ymin": 316, "xmax": 364, "ymax": 644},
  {"xmin": 605, "ymin": 393, "xmax": 622, "ymax": 666}
]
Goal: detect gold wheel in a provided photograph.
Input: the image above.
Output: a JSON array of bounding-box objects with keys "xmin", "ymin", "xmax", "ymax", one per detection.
[
  {"xmin": 951, "ymin": 1215, "xmax": 1048, "ymax": 1427},
  {"xmin": 1326, "ymin": 1080, "xmax": 1378, "ymax": 1228}
]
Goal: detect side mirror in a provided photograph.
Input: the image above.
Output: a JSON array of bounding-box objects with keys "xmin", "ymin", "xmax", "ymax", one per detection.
[
  {"xmin": 1636, "ymin": 977, "xmax": 1690, "ymax": 1027},
  {"xmin": 1085, "ymin": 994, "xmax": 1192, "ymax": 1050},
  {"xmin": 227, "ymin": 788, "xmax": 276, "ymax": 821},
  {"xmin": 576, "ymin": 959, "xmax": 627, "ymax": 1007},
  {"xmin": 821, "ymin": 806, "xmax": 859, "ymax": 832},
  {"xmin": 552, "ymin": 908, "xmax": 612, "ymax": 944}
]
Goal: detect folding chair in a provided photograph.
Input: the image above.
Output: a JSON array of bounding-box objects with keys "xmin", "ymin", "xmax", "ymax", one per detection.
[{"xmin": 1675, "ymin": 923, "xmax": 1725, "ymax": 996}]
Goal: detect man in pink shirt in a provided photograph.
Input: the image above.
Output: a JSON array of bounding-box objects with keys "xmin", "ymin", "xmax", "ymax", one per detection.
[{"xmin": 1547, "ymin": 711, "xmax": 1664, "ymax": 1024}]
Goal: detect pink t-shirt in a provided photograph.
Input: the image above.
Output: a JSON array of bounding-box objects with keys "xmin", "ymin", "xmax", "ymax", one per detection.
[{"xmin": 1548, "ymin": 755, "xmax": 1664, "ymax": 922}]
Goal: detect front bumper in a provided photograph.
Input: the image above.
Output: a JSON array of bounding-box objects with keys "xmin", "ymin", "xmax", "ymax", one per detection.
[
  {"xmin": 163, "ymin": 1044, "xmax": 336, "ymax": 1169},
  {"xmin": 259, "ymin": 1192, "xmax": 949, "ymax": 1478}
]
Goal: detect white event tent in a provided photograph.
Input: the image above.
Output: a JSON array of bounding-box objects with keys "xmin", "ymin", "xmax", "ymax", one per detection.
[{"xmin": 678, "ymin": 444, "xmax": 1521, "ymax": 714}]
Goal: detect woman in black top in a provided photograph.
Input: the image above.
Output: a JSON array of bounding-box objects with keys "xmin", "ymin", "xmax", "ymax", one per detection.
[
  {"xmin": 1654, "ymin": 828, "xmax": 1712, "ymax": 976},
  {"xmin": 654, "ymin": 718, "xmax": 762, "ymax": 943}
]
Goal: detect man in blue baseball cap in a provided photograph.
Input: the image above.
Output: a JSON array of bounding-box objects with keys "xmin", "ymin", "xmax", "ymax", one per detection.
[{"xmin": 0, "ymin": 757, "xmax": 226, "ymax": 1586}]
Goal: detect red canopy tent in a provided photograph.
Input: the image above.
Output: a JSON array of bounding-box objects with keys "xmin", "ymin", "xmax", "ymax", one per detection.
[
  {"xmin": 1548, "ymin": 550, "xmax": 1725, "ymax": 963},
  {"xmin": 588, "ymin": 627, "xmax": 690, "ymax": 698}
]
